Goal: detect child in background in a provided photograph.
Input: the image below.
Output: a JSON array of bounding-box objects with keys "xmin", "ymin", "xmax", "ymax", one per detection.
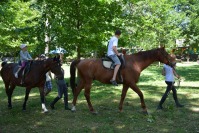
[{"xmin": 39, "ymin": 54, "xmax": 53, "ymax": 96}]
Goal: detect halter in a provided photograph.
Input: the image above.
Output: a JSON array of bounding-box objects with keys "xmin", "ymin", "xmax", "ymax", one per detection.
[{"xmin": 159, "ymin": 49, "xmax": 172, "ymax": 66}]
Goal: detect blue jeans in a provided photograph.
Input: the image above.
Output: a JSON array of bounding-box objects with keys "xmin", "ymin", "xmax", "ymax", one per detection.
[{"xmin": 56, "ymin": 79, "xmax": 68, "ymax": 98}]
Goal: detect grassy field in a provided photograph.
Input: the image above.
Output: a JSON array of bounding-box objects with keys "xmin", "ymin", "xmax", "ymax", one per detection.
[{"xmin": 0, "ymin": 62, "xmax": 198, "ymax": 133}]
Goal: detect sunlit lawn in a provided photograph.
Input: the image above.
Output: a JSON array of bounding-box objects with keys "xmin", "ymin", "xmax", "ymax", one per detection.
[{"xmin": 0, "ymin": 62, "xmax": 198, "ymax": 133}]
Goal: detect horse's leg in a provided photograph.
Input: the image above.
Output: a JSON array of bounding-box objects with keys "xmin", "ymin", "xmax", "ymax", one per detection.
[
  {"xmin": 5, "ymin": 83, "xmax": 15, "ymax": 109},
  {"xmin": 84, "ymin": 81, "xmax": 96, "ymax": 113},
  {"xmin": 22, "ymin": 88, "xmax": 31, "ymax": 111},
  {"xmin": 71, "ymin": 80, "xmax": 84, "ymax": 112},
  {"xmin": 129, "ymin": 83, "xmax": 148, "ymax": 114},
  {"xmin": 39, "ymin": 87, "xmax": 48, "ymax": 113},
  {"xmin": 118, "ymin": 84, "xmax": 129, "ymax": 112}
]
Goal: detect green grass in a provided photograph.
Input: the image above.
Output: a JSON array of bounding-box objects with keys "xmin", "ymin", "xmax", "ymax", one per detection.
[{"xmin": 0, "ymin": 62, "xmax": 199, "ymax": 133}]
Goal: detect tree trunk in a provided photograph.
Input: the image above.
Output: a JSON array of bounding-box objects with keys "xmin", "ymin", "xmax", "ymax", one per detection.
[{"xmin": 77, "ymin": 45, "xmax": 81, "ymax": 60}]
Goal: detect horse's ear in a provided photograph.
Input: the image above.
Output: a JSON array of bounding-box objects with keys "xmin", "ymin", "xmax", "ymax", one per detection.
[
  {"xmin": 163, "ymin": 45, "xmax": 165, "ymax": 48},
  {"xmin": 57, "ymin": 55, "xmax": 60, "ymax": 59},
  {"xmin": 160, "ymin": 44, "xmax": 165, "ymax": 48},
  {"xmin": 53, "ymin": 56, "xmax": 57, "ymax": 61}
]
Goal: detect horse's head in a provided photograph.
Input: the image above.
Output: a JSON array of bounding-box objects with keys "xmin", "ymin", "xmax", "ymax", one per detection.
[
  {"xmin": 45, "ymin": 56, "xmax": 63, "ymax": 79},
  {"xmin": 157, "ymin": 47, "xmax": 173, "ymax": 66}
]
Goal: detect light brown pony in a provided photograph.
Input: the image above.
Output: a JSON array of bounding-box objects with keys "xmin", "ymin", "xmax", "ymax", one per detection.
[{"xmin": 70, "ymin": 47, "xmax": 172, "ymax": 114}]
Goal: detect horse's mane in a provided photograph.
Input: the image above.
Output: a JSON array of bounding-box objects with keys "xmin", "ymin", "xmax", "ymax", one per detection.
[
  {"xmin": 1, "ymin": 62, "xmax": 7, "ymax": 67},
  {"xmin": 32, "ymin": 60, "xmax": 45, "ymax": 64},
  {"xmin": 132, "ymin": 48, "xmax": 159, "ymax": 57}
]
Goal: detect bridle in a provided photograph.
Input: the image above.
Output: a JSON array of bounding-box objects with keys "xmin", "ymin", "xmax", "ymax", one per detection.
[{"xmin": 159, "ymin": 49, "xmax": 172, "ymax": 66}]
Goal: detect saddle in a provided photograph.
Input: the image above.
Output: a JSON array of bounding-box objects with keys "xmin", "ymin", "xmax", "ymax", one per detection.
[
  {"xmin": 13, "ymin": 61, "xmax": 33, "ymax": 84},
  {"xmin": 102, "ymin": 55, "xmax": 125, "ymax": 83}
]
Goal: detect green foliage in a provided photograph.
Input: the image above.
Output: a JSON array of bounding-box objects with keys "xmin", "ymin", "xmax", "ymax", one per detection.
[
  {"xmin": 0, "ymin": 0, "xmax": 41, "ymax": 57},
  {"xmin": 179, "ymin": 0, "xmax": 199, "ymax": 49},
  {"xmin": 122, "ymin": 0, "xmax": 186, "ymax": 51},
  {"xmin": 0, "ymin": 0, "xmax": 198, "ymax": 58}
]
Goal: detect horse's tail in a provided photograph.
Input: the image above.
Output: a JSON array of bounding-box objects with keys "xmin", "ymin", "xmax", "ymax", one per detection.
[
  {"xmin": 70, "ymin": 59, "xmax": 81, "ymax": 95},
  {"xmin": 1, "ymin": 61, "xmax": 7, "ymax": 67}
]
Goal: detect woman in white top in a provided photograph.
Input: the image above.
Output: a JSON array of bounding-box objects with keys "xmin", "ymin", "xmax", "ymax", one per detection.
[{"xmin": 157, "ymin": 54, "xmax": 184, "ymax": 110}]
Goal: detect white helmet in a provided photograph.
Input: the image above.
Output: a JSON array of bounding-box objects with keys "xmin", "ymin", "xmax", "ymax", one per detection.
[{"xmin": 20, "ymin": 44, "xmax": 27, "ymax": 49}]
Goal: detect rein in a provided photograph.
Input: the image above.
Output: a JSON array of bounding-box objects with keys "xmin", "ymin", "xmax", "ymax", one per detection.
[
  {"xmin": 176, "ymin": 77, "xmax": 185, "ymax": 90},
  {"xmin": 176, "ymin": 78, "xmax": 181, "ymax": 90}
]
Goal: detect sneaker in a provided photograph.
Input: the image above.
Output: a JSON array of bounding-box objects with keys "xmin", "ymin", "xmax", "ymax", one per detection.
[
  {"xmin": 50, "ymin": 104, "xmax": 55, "ymax": 109},
  {"xmin": 176, "ymin": 104, "xmax": 184, "ymax": 108},
  {"xmin": 65, "ymin": 106, "xmax": 71, "ymax": 110},
  {"xmin": 156, "ymin": 105, "xmax": 163, "ymax": 110},
  {"xmin": 110, "ymin": 80, "xmax": 118, "ymax": 86},
  {"xmin": 14, "ymin": 73, "xmax": 18, "ymax": 78}
]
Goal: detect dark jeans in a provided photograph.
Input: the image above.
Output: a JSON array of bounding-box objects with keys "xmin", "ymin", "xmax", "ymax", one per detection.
[
  {"xmin": 56, "ymin": 79, "xmax": 68, "ymax": 98},
  {"xmin": 159, "ymin": 81, "xmax": 178, "ymax": 104},
  {"xmin": 164, "ymin": 81, "xmax": 177, "ymax": 99}
]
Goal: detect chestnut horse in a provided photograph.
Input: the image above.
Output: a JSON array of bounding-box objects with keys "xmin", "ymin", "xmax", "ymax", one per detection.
[
  {"xmin": 70, "ymin": 47, "xmax": 172, "ymax": 114},
  {"xmin": 0, "ymin": 56, "xmax": 63, "ymax": 112}
]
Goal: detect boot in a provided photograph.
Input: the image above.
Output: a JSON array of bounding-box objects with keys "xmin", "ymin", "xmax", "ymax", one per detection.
[
  {"xmin": 173, "ymin": 91, "xmax": 184, "ymax": 108},
  {"xmin": 157, "ymin": 94, "xmax": 167, "ymax": 110},
  {"xmin": 50, "ymin": 97, "xmax": 60, "ymax": 109},
  {"xmin": 45, "ymin": 90, "xmax": 51, "ymax": 96},
  {"xmin": 64, "ymin": 97, "xmax": 70, "ymax": 110},
  {"xmin": 175, "ymin": 100, "xmax": 184, "ymax": 108}
]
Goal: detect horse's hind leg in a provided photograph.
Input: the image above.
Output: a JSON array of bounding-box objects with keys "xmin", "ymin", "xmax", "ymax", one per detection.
[
  {"xmin": 119, "ymin": 84, "xmax": 129, "ymax": 112},
  {"xmin": 129, "ymin": 83, "xmax": 148, "ymax": 114},
  {"xmin": 71, "ymin": 80, "xmax": 84, "ymax": 112},
  {"xmin": 84, "ymin": 81, "xmax": 96, "ymax": 113},
  {"xmin": 22, "ymin": 88, "xmax": 31, "ymax": 111}
]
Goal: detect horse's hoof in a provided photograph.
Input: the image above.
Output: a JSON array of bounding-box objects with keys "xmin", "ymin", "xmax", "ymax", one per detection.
[
  {"xmin": 71, "ymin": 106, "xmax": 76, "ymax": 112},
  {"xmin": 118, "ymin": 109, "xmax": 123, "ymax": 113},
  {"xmin": 8, "ymin": 106, "xmax": 12, "ymax": 109},
  {"xmin": 142, "ymin": 111, "xmax": 148, "ymax": 115},
  {"xmin": 91, "ymin": 111, "xmax": 98, "ymax": 115},
  {"xmin": 22, "ymin": 109, "xmax": 26, "ymax": 111},
  {"xmin": 71, "ymin": 109, "xmax": 76, "ymax": 112},
  {"xmin": 43, "ymin": 110, "xmax": 48, "ymax": 113}
]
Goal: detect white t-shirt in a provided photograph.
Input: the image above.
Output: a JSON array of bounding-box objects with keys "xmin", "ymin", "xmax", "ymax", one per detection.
[
  {"xmin": 46, "ymin": 72, "xmax": 51, "ymax": 81},
  {"xmin": 107, "ymin": 36, "xmax": 118, "ymax": 56},
  {"xmin": 163, "ymin": 64, "xmax": 175, "ymax": 82}
]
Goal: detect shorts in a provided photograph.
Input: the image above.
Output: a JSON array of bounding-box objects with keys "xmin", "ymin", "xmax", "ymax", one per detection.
[
  {"xmin": 108, "ymin": 54, "xmax": 121, "ymax": 65},
  {"xmin": 44, "ymin": 81, "xmax": 52, "ymax": 91}
]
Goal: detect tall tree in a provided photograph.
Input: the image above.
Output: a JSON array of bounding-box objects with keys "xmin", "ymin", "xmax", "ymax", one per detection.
[
  {"xmin": 121, "ymin": 0, "xmax": 186, "ymax": 51},
  {"xmin": 37, "ymin": 0, "xmax": 124, "ymax": 59},
  {"xmin": 0, "ymin": 0, "xmax": 41, "ymax": 58},
  {"xmin": 179, "ymin": 0, "xmax": 199, "ymax": 50}
]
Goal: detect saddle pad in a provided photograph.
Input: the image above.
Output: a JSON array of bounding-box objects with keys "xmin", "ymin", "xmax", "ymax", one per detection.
[{"xmin": 102, "ymin": 61, "xmax": 114, "ymax": 70}]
